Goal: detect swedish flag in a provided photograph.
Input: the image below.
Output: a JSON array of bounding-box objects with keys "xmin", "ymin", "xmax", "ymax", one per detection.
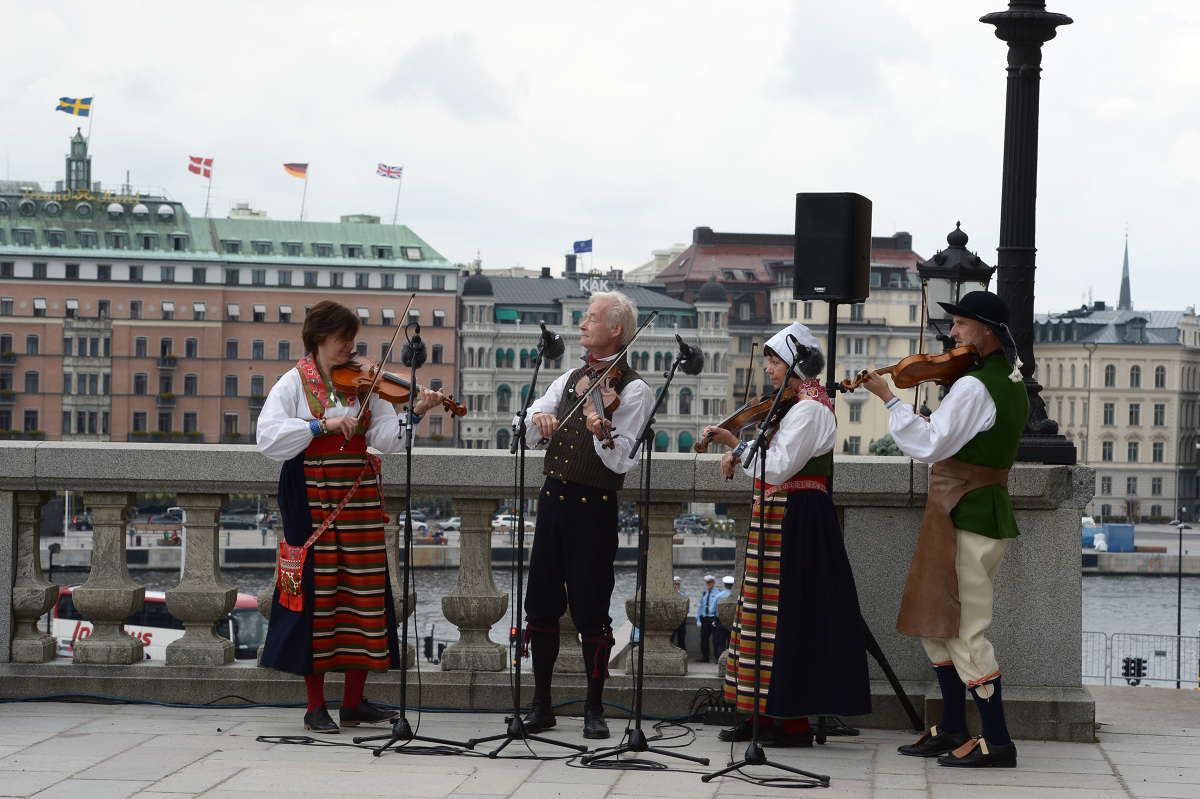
[{"xmin": 56, "ymin": 97, "xmax": 92, "ymax": 117}]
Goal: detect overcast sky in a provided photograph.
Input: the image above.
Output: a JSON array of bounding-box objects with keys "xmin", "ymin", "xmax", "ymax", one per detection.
[{"xmin": 6, "ymin": 1, "xmax": 1195, "ymax": 314}]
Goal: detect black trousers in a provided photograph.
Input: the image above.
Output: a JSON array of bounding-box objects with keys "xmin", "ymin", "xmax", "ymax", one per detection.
[
  {"xmin": 699, "ymin": 616, "xmax": 717, "ymax": 661},
  {"xmin": 524, "ymin": 477, "xmax": 618, "ymax": 637},
  {"xmin": 712, "ymin": 620, "xmax": 729, "ymax": 659}
]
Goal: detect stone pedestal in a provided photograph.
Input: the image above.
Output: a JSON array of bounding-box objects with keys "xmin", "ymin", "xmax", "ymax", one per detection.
[
  {"xmin": 10, "ymin": 492, "xmax": 57, "ymax": 662},
  {"xmin": 441, "ymin": 498, "xmax": 507, "ymax": 671},
  {"xmin": 715, "ymin": 502, "xmax": 750, "ymax": 670},
  {"xmin": 553, "ymin": 612, "xmax": 585, "ymax": 673},
  {"xmin": 165, "ymin": 494, "xmax": 236, "ymax": 666},
  {"xmin": 72, "ymin": 493, "xmax": 144, "ymax": 664},
  {"xmin": 623, "ymin": 501, "xmax": 688, "ymax": 676}
]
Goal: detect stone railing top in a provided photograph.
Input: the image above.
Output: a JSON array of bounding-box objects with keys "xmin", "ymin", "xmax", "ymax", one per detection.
[{"xmin": 0, "ymin": 442, "xmax": 1091, "ymax": 509}]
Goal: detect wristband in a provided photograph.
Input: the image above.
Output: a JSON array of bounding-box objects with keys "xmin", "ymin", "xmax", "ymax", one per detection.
[
  {"xmin": 732, "ymin": 441, "xmax": 748, "ymax": 461},
  {"xmin": 884, "ymin": 396, "xmax": 901, "ymax": 409},
  {"xmin": 409, "ymin": 412, "xmax": 423, "ymax": 425},
  {"xmin": 308, "ymin": 419, "xmax": 322, "ymax": 436}
]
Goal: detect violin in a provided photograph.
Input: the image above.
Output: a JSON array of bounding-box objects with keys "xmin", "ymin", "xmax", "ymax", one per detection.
[
  {"xmin": 693, "ymin": 386, "xmax": 798, "ymax": 454},
  {"xmin": 330, "ymin": 356, "xmax": 468, "ymax": 417},
  {"xmin": 577, "ymin": 361, "xmax": 623, "ymax": 449},
  {"xmin": 839, "ymin": 345, "xmax": 979, "ymax": 393}
]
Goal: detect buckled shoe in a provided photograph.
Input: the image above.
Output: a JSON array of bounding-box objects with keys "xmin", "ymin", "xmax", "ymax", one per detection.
[
  {"xmin": 521, "ymin": 700, "xmax": 557, "ymax": 733},
  {"xmin": 339, "ymin": 700, "xmax": 400, "ymax": 727},
  {"xmin": 937, "ymin": 736, "xmax": 1017, "ymax": 768},
  {"xmin": 583, "ymin": 707, "xmax": 610, "ymax": 739},
  {"xmin": 303, "ymin": 705, "xmax": 340, "ymax": 734},
  {"xmin": 897, "ymin": 725, "xmax": 969, "ymax": 757}
]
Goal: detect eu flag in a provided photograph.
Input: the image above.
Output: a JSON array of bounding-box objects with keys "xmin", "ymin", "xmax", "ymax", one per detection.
[
  {"xmin": 573, "ymin": 239, "xmax": 592, "ymax": 253},
  {"xmin": 56, "ymin": 97, "xmax": 92, "ymax": 117}
]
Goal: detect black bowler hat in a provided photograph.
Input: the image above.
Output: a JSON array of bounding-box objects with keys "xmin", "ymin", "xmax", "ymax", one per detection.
[{"xmin": 938, "ymin": 291, "xmax": 1011, "ymax": 341}]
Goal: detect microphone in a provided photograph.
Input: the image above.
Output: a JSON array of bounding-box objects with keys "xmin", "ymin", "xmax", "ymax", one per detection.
[
  {"xmin": 675, "ymin": 333, "xmax": 704, "ymax": 376},
  {"xmin": 786, "ymin": 333, "xmax": 812, "ymax": 371},
  {"xmin": 539, "ymin": 322, "xmax": 565, "ymax": 361},
  {"xmin": 402, "ymin": 323, "xmax": 426, "ymax": 368}
]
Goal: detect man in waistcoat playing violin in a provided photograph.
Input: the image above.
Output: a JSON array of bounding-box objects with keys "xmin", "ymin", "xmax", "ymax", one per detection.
[
  {"xmin": 516, "ymin": 291, "xmax": 654, "ymax": 739},
  {"xmin": 860, "ymin": 291, "xmax": 1028, "ymax": 768}
]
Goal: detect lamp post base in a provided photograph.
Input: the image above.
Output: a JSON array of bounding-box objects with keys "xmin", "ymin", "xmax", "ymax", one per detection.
[{"xmin": 1017, "ymin": 433, "xmax": 1077, "ymax": 465}]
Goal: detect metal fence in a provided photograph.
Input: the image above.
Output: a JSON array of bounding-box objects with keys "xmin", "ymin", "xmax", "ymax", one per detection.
[{"xmin": 1082, "ymin": 630, "xmax": 1200, "ymax": 687}]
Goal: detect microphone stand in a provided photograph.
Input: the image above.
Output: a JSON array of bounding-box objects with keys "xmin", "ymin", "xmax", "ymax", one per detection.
[
  {"xmin": 582, "ymin": 349, "xmax": 710, "ymax": 767},
  {"xmin": 468, "ymin": 334, "xmax": 586, "ymax": 758},
  {"xmin": 702, "ymin": 344, "xmax": 829, "ymax": 786},
  {"xmin": 356, "ymin": 324, "xmax": 472, "ymax": 754}
]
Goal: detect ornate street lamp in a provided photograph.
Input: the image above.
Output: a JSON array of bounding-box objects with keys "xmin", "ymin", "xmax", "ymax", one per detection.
[
  {"xmin": 918, "ymin": 222, "xmax": 995, "ymax": 351},
  {"xmin": 981, "ymin": 0, "xmax": 1075, "ymax": 465}
]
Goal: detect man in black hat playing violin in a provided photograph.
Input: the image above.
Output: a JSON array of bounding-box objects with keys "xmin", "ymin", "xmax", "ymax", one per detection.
[
  {"xmin": 860, "ymin": 290, "xmax": 1028, "ymax": 769},
  {"xmin": 516, "ymin": 290, "xmax": 654, "ymax": 740}
]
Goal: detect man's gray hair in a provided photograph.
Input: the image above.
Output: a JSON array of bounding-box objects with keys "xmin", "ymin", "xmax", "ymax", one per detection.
[{"xmin": 590, "ymin": 291, "xmax": 638, "ymax": 345}]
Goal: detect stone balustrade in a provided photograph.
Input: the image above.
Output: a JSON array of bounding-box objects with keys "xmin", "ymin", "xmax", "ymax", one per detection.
[{"xmin": 0, "ymin": 442, "xmax": 1096, "ymax": 740}]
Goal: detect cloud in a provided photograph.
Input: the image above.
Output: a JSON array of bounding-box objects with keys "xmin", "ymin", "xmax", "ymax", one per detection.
[{"xmin": 381, "ymin": 32, "xmax": 511, "ymax": 122}]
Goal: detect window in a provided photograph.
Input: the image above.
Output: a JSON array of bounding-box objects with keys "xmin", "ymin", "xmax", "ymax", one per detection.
[
  {"xmin": 252, "ymin": 340, "xmax": 264, "ymax": 360},
  {"xmin": 22, "ymin": 409, "xmax": 38, "ymax": 432},
  {"xmin": 250, "ymin": 375, "xmax": 265, "ymax": 396},
  {"xmin": 278, "ymin": 270, "xmax": 292, "ymax": 287},
  {"xmin": 78, "ymin": 231, "xmax": 97, "ymax": 248},
  {"xmin": 135, "ymin": 337, "xmax": 148, "ymax": 358},
  {"xmin": 190, "ymin": 301, "xmax": 205, "ymax": 321},
  {"xmin": 314, "ymin": 243, "xmax": 333, "ymax": 257},
  {"xmin": 432, "ymin": 275, "xmax": 446, "ymax": 291},
  {"xmin": 1103, "ymin": 403, "xmax": 1115, "ymax": 425},
  {"xmin": 252, "ymin": 241, "xmax": 272, "ymax": 255},
  {"xmin": 431, "ymin": 344, "xmax": 443, "ymax": 364},
  {"xmin": 133, "ymin": 373, "xmax": 148, "ymax": 395},
  {"xmin": 183, "ymin": 412, "xmax": 198, "ymax": 433},
  {"xmin": 159, "ymin": 337, "xmax": 173, "ymax": 357},
  {"xmin": 1104, "ymin": 364, "xmax": 1116, "ymax": 387},
  {"xmin": 252, "ymin": 269, "xmax": 267, "ymax": 286},
  {"xmin": 102, "ymin": 373, "xmax": 110, "ymax": 394},
  {"xmin": 844, "ymin": 436, "xmax": 862, "ymax": 455},
  {"xmin": 284, "ymin": 242, "xmax": 303, "ymax": 256},
  {"xmin": 1153, "ymin": 441, "xmax": 1165, "ymax": 462},
  {"xmin": 0, "ymin": 297, "xmax": 11, "ymax": 316},
  {"xmin": 679, "ymin": 388, "xmax": 693, "ymax": 415},
  {"xmin": 355, "ymin": 272, "xmax": 370, "ymax": 289},
  {"xmin": 802, "ymin": 301, "xmax": 813, "ymax": 320},
  {"xmin": 373, "ymin": 245, "xmax": 393, "ymax": 259},
  {"xmin": 64, "ymin": 263, "xmax": 79, "ymax": 279},
  {"xmin": 1127, "ymin": 477, "xmax": 1138, "ymax": 496},
  {"xmin": 224, "ymin": 375, "xmax": 238, "ymax": 397},
  {"xmin": 1152, "ymin": 477, "xmax": 1163, "ymax": 496},
  {"xmin": 279, "ymin": 305, "xmax": 292, "ymax": 323},
  {"xmin": 852, "ymin": 337, "xmax": 865, "ymax": 355},
  {"xmin": 433, "ymin": 309, "xmax": 446, "ymax": 327},
  {"xmin": 64, "ymin": 298, "xmax": 79, "ymax": 319},
  {"xmin": 330, "ymin": 272, "xmax": 343, "ymax": 288},
  {"xmin": 1130, "ymin": 365, "xmax": 1142, "ymax": 388},
  {"xmin": 1153, "ymin": 403, "xmax": 1165, "ymax": 426},
  {"xmin": 402, "ymin": 247, "xmax": 422, "ymax": 260},
  {"xmin": 222, "ymin": 240, "xmax": 242, "ymax": 255},
  {"xmin": 226, "ymin": 340, "xmax": 238, "ymax": 359},
  {"xmin": 356, "ymin": 307, "xmax": 370, "ymax": 326},
  {"xmin": 130, "ymin": 300, "xmax": 142, "ymax": 320},
  {"xmin": 1128, "ymin": 441, "xmax": 1140, "ymax": 462},
  {"xmin": 191, "ymin": 266, "xmax": 207, "ymax": 284},
  {"xmin": 185, "ymin": 338, "xmax": 198, "ymax": 359},
  {"xmin": 1129, "ymin": 403, "xmax": 1140, "ymax": 426},
  {"xmin": 1100, "ymin": 476, "xmax": 1112, "ymax": 495},
  {"xmin": 169, "ymin": 234, "xmax": 188, "ymax": 252},
  {"xmin": 305, "ymin": 270, "xmax": 319, "ymax": 287},
  {"xmin": 141, "ymin": 233, "xmax": 158, "ymax": 250},
  {"xmin": 344, "ymin": 245, "xmax": 363, "ymax": 259},
  {"xmin": 355, "ymin": 342, "xmax": 367, "ymax": 357},
  {"xmin": 63, "ymin": 373, "xmax": 72, "ymax": 393},
  {"xmin": 406, "ymin": 274, "xmax": 420, "ymax": 290},
  {"xmin": 157, "ymin": 410, "xmax": 172, "ymax": 433},
  {"xmin": 24, "ymin": 371, "xmax": 39, "ymax": 393},
  {"xmin": 14, "ymin": 230, "xmax": 35, "ymax": 246},
  {"xmin": 25, "ymin": 334, "xmax": 39, "ymax": 355},
  {"xmin": 223, "ymin": 412, "xmax": 239, "ymax": 436},
  {"xmin": 160, "ymin": 301, "xmax": 174, "ymax": 321},
  {"xmin": 1102, "ymin": 441, "xmax": 1114, "ymax": 461},
  {"xmin": 107, "ymin": 231, "xmax": 127, "ymax": 250},
  {"xmin": 225, "ymin": 268, "xmax": 240, "ymax": 286},
  {"xmin": 849, "ymin": 403, "xmax": 862, "ymax": 422},
  {"xmin": 278, "ymin": 341, "xmax": 291, "ymax": 361},
  {"xmin": 849, "ymin": 304, "xmax": 864, "ymax": 322},
  {"xmin": 381, "ymin": 274, "xmax": 395, "ymax": 290},
  {"xmin": 132, "ymin": 411, "xmax": 147, "ymax": 433},
  {"xmin": 226, "ymin": 303, "xmax": 240, "ymax": 321},
  {"xmin": 33, "ymin": 297, "xmax": 47, "ymax": 317},
  {"xmin": 184, "ymin": 374, "xmax": 198, "ymax": 395},
  {"xmin": 253, "ymin": 305, "xmax": 266, "ymax": 323},
  {"xmin": 909, "ymin": 304, "xmax": 918, "ymax": 322},
  {"xmin": 1155, "ymin": 365, "xmax": 1167, "ymax": 388},
  {"xmin": 98, "ymin": 300, "xmax": 109, "ymax": 319}
]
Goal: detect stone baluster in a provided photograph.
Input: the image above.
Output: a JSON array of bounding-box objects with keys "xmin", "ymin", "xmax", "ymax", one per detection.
[
  {"xmin": 553, "ymin": 612, "xmax": 585, "ymax": 673},
  {"xmin": 71, "ymin": 493, "xmax": 144, "ymax": 664},
  {"xmin": 384, "ymin": 498, "xmax": 417, "ymax": 668},
  {"xmin": 441, "ymin": 497, "xmax": 507, "ymax": 671},
  {"xmin": 623, "ymin": 501, "xmax": 687, "ymax": 675},
  {"xmin": 716, "ymin": 501, "xmax": 751, "ymax": 669},
  {"xmin": 165, "ymin": 494, "xmax": 236, "ymax": 665},
  {"xmin": 10, "ymin": 491, "xmax": 57, "ymax": 662}
]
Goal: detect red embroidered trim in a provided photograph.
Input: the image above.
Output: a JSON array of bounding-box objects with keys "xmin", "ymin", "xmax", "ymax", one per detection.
[
  {"xmin": 296, "ymin": 353, "xmax": 355, "ymax": 409},
  {"xmin": 764, "ymin": 477, "xmax": 828, "ymax": 498}
]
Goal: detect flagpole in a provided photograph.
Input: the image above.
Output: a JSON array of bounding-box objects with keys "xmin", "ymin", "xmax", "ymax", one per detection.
[
  {"xmin": 299, "ymin": 170, "xmax": 309, "ymax": 221},
  {"xmin": 86, "ymin": 97, "xmax": 95, "ymax": 142},
  {"xmin": 203, "ymin": 165, "xmax": 213, "ymax": 217},
  {"xmin": 391, "ymin": 169, "xmax": 403, "ymax": 225}
]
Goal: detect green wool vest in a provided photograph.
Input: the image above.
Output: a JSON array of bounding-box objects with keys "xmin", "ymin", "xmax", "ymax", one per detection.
[{"xmin": 949, "ymin": 352, "xmax": 1029, "ymax": 539}]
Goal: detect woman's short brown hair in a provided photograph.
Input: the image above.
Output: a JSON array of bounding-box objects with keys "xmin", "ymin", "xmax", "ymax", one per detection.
[{"xmin": 301, "ymin": 301, "xmax": 359, "ymax": 354}]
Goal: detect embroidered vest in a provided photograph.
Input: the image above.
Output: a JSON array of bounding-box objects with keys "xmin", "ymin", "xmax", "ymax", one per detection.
[
  {"xmin": 543, "ymin": 361, "xmax": 643, "ymax": 491},
  {"xmin": 948, "ymin": 352, "xmax": 1029, "ymax": 539}
]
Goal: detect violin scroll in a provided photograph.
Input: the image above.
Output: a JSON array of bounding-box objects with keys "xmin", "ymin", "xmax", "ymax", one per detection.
[{"xmin": 839, "ymin": 345, "xmax": 979, "ymax": 393}]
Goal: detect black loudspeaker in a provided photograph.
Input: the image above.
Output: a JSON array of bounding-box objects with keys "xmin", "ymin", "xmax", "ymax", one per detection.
[{"xmin": 793, "ymin": 192, "xmax": 872, "ymax": 302}]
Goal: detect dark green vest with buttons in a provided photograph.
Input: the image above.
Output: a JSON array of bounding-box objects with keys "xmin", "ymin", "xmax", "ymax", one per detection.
[
  {"xmin": 949, "ymin": 351, "xmax": 1029, "ymax": 539},
  {"xmin": 543, "ymin": 362, "xmax": 643, "ymax": 491}
]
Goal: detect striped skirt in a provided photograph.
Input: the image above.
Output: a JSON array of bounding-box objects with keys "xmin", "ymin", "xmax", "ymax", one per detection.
[
  {"xmin": 724, "ymin": 491, "xmax": 786, "ymax": 714},
  {"xmin": 305, "ymin": 452, "xmax": 391, "ymax": 673}
]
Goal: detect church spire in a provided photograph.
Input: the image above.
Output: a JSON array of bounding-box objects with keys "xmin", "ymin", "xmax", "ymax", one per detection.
[{"xmin": 1118, "ymin": 232, "xmax": 1132, "ymax": 310}]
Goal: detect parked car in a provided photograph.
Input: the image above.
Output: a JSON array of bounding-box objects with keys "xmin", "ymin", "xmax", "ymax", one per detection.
[
  {"xmin": 437, "ymin": 517, "xmax": 461, "ymax": 533},
  {"xmin": 674, "ymin": 513, "xmax": 708, "ymax": 535},
  {"xmin": 491, "ymin": 513, "xmax": 535, "ymax": 532},
  {"xmin": 219, "ymin": 515, "xmax": 259, "ymax": 530},
  {"xmin": 69, "ymin": 512, "xmax": 93, "ymax": 531}
]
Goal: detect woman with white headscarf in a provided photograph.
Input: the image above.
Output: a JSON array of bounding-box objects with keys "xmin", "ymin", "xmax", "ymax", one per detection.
[{"xmin": 701, "ymin": 322, "xmax": 871, "ymax": 747}]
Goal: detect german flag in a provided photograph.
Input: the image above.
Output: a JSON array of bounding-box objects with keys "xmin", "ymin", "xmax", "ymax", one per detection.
[{"xmin": 283, "ymin": 162, "xmax": 309, "ymax": 179}]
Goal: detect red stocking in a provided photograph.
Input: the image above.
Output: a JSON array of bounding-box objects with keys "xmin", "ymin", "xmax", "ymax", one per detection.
[
  {"xmin": 780, "ymin": 717, "xmax": 812, "ymax": 735},
  {"xmin": 343, "ymin": 669, "xmax": 367, "ymax": 709},
  {"xmin": 304, "ymin": 673, "xmax": 326, "ymax": 712}
]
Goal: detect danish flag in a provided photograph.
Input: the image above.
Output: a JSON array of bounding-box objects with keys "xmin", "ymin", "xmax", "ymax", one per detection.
[{"xmin": 188, "ymin": 156, "xmax": 213, "ymax": 178}]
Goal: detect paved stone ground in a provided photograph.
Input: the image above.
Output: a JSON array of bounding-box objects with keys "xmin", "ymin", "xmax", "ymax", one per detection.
[{"xmin": 0, "ymin": 686, "xmax": 1197, "ymax": 799}]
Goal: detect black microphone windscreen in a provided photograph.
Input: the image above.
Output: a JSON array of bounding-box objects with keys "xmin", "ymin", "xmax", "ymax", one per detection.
[{"xmin": 540, "ymin": 323, "xmax": 565, "ymax": 360}]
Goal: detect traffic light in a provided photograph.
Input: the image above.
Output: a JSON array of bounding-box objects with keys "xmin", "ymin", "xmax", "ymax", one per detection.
[
  {"xmin": 1121, "ymin": 656, "xmax": 1146, "ymax": 686},
  {"xmin": 1134, "ymin": 658, "xmax": 1147, "ymax": 680}
]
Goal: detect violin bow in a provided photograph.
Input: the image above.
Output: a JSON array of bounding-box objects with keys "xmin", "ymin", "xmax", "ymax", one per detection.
[
  {"xmin": 553, "ymin": 311, "xmax": 658, "ymax": 436},
  {"xmin": 914, "ymin": 278, "xmax": 929, "ymax": 414},
  {"xmin": 341, "ymin": 293, "xmax": 417, "ymax": 443}
]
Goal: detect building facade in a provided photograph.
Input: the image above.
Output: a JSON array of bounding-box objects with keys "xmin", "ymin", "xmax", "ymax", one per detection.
[
  {"xmin": 0, "ymin": 132, "xmax": 460, "ymax": 445},
  {"xmin": 457, "ymin": 267, "xmax": 731, "ymax": 451}
]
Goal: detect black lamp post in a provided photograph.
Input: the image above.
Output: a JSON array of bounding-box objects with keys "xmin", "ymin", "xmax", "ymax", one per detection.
[
  {"xmin": 918, "ymin": 223, "xmax": 995, "ymax": 351},
  {"xmin": 981, "ymin": 0, "xmax": 1076, "ymax": 465}
]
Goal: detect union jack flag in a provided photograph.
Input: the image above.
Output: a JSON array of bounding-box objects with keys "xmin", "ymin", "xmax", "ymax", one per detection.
[
  {"xmin": 188, "ymin": 156, "xmax": 213, "ymax": 178},
  {"xmin": 377, "ymin": 163, "xmax": 404, "ymax": 179}
]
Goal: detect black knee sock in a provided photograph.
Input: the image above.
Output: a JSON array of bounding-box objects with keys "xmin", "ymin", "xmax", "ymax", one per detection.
[
  {"xmin": 933, "ymin": 664, "xmax": 967, "ymax": 734},
  {"xmin": 529, "ymin": 630, "xmax": 559, "ymax": 706},
  {"xmin": 581, "ymin": 639, "xmax": 607, "ymax": 713},
  {"xmin": 970, "ymin": 677, "xmax": 1011, "ymax": 746}
]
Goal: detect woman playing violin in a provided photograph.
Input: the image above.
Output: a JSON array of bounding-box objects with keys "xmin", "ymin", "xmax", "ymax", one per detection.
[
  {"xmin": 701, "ymin": 322, "xmax": 870, "ymax": 747},
  {"xmin": 256, "ymin": 300, "xmax": 445, "ymax": 735}
]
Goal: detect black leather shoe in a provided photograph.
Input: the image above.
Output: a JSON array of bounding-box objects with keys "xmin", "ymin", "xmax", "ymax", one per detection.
[
  {"xmin": 817, "ymin": 716, "xmax": 860, "ymax": 737},
  {"xmin": 583, "ymin": 707, "xmax": 610, "ymax": 740},
  {"xmin": 897, "ymin": 725, "xmax": 969, "ymax": 757},
  {"xmin": 521, "ymin": 700, "xmax": 556, "ymax": 733},
  {"xmin": 303, "ymin": 706, "xmax": 339, "ymax": 734},
  {"xmin": 338, "ymin": 700, "xmax": 400, "ymax": 726},
  {"xmin": 937, "ymin": 736, "xmax": 1017, "ymax": 768}
]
